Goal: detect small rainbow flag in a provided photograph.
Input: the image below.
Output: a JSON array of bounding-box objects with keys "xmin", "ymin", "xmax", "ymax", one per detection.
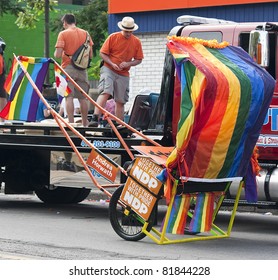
[
  {"xmin": 164, "ymin": 192, "xmax": 215, "ymax": 234},
  {"xmin": 164, "ymin": 193, "xmax": 191, "ymax": 234},
  {"xmin": 0, "ymin": 56, "xmax": 50, "ymax": 122},
  {"xmin": 188, "ymin": 192, "xmax": 215, "ymax": 233},
  {"xmin": 54, "ymin": 64, "xmax": 71, "ymax": 103}
]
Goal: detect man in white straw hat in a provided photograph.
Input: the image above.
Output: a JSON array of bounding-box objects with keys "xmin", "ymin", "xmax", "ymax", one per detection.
[{"xmin": 89, "ymin": 16, "xmax": 144, "ymax": 127}]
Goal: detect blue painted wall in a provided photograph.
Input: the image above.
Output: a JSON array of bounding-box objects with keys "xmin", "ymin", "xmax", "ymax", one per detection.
[{"xmin": 108, "ymin": 3, "xmax": 278, "ymax": 34}]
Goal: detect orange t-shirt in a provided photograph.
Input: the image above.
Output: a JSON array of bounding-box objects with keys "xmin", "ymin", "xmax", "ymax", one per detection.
[
  {"xmin": 55, "ymin": 27, "xmax": 94, "ymax": 68},
  {"xmin": 100, "ymin": 32, "xmax": 144, "ymax": 77}
]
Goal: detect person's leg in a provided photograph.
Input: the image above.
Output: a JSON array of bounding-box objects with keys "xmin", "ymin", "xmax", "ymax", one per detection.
[
  {"xmin": 115, "ymin": 101, "xmax": 125, "ymax": 121},
  {"xmin": 79, "ymin": 98, "xmax": 88, "ymax": 126},
  {"xmin": 73, "ymin": 67, "xmax": 90, "ymax": 126},
  {"xmin": 64, "ymin": 66, "xmax": 77, "ymax": 123},
  {"xmin": 113, "ymin": 74, "xmax": 129, "ymax": 122},
  {"xmin": 94, "ymin": 93, "xmax": 111, "ymax": 115},
  {"xmin": 65, "ymin": 96, "xmax": 74, "ymax": 123},
  {"xmin": 0, "ymin": 75, "xmax": 7, "ymax": 122},
  {"xmin": 89, "ymin": 66, "xmax": 114, "ymax": 127},
  {"xmin": 0, "ymin": 97, "xmax": 6, "ymax": 121}
]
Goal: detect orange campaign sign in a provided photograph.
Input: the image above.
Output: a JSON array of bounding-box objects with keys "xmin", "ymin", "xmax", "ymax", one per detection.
[
  {"xmin": 132, "ymin": 145, "xmax": 174, "ymax": 166},
  {"xmin": 120, "ymin": 156, "xmax": 164, "ymax": 220},
  {"xmin": 86, "ymin": 149, "xmax": 119, "ymax": 182}
]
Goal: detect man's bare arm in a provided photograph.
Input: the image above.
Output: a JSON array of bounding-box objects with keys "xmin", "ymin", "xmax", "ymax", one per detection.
[{"xmin": 54, "ymin": 48, "xmax": 63, "ymax": 59}]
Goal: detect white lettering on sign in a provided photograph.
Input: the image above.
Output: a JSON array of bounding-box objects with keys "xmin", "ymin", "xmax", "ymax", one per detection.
[
  {"xmin": 122, "ymin": 191, "xmax": 148, "ymax": 214},
  {"xmin": 95, "ymin": 155, "xmax": 112, "ymax": 170},
  {"xmin": 127, "ymin": 181, "xmax": 142, "ymax": 197},
  {"xmin": 132, "ymin": 166, "xmax": 158, "ymax": 189},
  {"xmin": 257, "ymin": 134, "xmax": 278, "ymax": 147}
]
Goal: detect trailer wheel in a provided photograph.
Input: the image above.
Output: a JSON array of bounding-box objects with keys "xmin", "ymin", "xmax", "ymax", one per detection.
[
  {"xmin": 71, "ymin": 188, "xmax": 91, "ymax": 203},
  {"xmin": 35, "ymin": 186, "xmax": 86, "ymax": 204},
  {"xmin": 109, "ymin": 185, "xmax": 154, "ymax": 241}
]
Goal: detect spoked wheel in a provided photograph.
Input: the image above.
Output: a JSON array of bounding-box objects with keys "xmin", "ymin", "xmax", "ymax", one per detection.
[{"xmin": 109, "ymin": 185, "xmax": 154, "ymax": 241}]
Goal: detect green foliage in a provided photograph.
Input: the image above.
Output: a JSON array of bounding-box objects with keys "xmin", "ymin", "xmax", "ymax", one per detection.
[
  {"xmin": 0, "ymin": 0, "xmax": 23, "ymax": 16},
  {"xmin": 75, "ymin": 0, "xmax": 108, "ymax": 55},
  {"xmin": 87, "ymin": 54, "xmax": 101, "ymax": 80},
  {"xmin": 1, "ymin": 0, "xmax": 108, "ymax": 82},
  {"xmin": 15, "ymin": 0, "xmax": 58, "ymax": 29},
  {"xmin": 1, "ymin": 12, "xmax": 59, "ymax": 83}
]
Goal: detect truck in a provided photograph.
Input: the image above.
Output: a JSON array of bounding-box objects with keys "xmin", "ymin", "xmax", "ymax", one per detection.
[
  {"xmin": 0, "ymin": 15, "xmax": 277, "ymax": 208},
  {"xmin": 147, "ymin": 15, "xmax": 278, "ymax": 208}
]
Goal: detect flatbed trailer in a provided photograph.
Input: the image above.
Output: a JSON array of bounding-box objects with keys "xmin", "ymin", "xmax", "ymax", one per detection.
[{"xmin": 0, "ymin": 122, "xmax": 162, "ymax": 203}]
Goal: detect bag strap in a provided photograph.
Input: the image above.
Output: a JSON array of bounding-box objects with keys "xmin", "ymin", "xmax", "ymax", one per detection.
[
  {"xmin": 85, "ymin": 32, "xmax": 90, "ymax": 44},
  {"xmin": 65, "ymin": 31, "xmax": 90, "ymax": 58},
  {"xmin": 82, "ymin": 31, "xmax": 90, "ymax": 47}
]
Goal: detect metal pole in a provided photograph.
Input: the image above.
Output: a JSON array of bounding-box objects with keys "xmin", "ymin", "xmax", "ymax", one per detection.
[{"xmin": 44, "ymin": 0, "xmax": 50, "ymax": 84}]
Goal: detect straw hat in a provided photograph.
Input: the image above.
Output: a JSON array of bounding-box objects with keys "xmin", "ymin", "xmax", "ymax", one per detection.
[{"xmin": 117, "ymin": 17, "xmax": 138, "ymax": 31}]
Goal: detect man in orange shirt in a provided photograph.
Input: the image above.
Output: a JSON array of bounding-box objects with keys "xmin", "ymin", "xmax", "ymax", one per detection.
[
  {"xmin": 54, "ymin": 14, "xmax": 93, "ymax": 126},
  {"xmin": 0, "ymin": 37, "xmax": 7, "ymax": 122},
  {"xmin": 89, "ymin": 16, "xmax": 144, "ymax": 127}
]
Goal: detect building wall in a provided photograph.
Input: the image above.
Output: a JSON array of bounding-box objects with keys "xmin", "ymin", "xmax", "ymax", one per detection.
[
  {"xmin": 108, "ymin": 0, "xmax": 276, "ymax": 13},
  {"xmin": 108, "ymin": 1, "xmax": 278, "ymax": 110},
  {"xmin": 109, "ymin": 3, "xmax": 278, "ymax": 33},
  {"xmin": 126, "ymin": 32, "xmax": 167, "ymax": 110}
]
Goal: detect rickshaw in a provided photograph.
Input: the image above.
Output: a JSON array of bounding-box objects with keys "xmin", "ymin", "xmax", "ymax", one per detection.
[{"xmin": 3, "ymin": 35, "xmax": 275, "ymax": 244}]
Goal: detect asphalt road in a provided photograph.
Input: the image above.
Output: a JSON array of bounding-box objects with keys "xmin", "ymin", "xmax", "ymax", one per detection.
[{"xmin": 0, "ymin": 192, "xmax": 278, "ymax": 261}]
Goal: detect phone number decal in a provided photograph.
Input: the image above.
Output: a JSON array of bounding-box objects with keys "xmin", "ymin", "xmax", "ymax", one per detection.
[{"xmin": 93, "ymin": 140, "xmax": 121, "ymax": 149}]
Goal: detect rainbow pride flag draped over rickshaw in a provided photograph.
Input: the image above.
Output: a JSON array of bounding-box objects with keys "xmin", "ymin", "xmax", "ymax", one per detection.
[
  {"xmin": 162, "ymin": 37, "xmax": 275, "ymax": 234},
  {"xmin": 166, "ymin": 36, "xmax": 275, "ymax": 179}
]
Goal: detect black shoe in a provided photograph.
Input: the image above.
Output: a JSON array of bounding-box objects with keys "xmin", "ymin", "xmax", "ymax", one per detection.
[
  {"xmin": 184, "ymin": 227, "xmax": 200, "ymax": 235},
  {"xmin": 104, "ymin": 120, "xmax": 118, "ymax": 129},
  {"xmin": 88, "ymin": 114, "xmax": 99, "ymax": 127},
  {"xmin": 104, "ymin": 121, "xmax": 130, "ymax": 137},
  {"xmin": 88, "ymin": 120, "xmax": 99, "ymax": 127}
]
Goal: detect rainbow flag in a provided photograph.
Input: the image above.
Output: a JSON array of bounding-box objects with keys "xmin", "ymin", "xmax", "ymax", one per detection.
[
  {"xmin": 164, "ymin": 185, "xmax": 216, "ymax": 234},
  {"xmin": 0, "ymin": 56, "xmax": 50, "ymax": 122},
  {"xmin": 188, "ymin": 192, "xmax": 215, "ymax": 233},
  {"xmin": 54, "ymin": 64, "xmax": 71, "ymax": 103},
  {"xmin": 164, "ymin": 193, "xmax": 191, "ymax": 234},
  {"xmin": 162, "ymin": 37, "xmax": 275, "ymax": 234},
  {"xmin": 166, "ymin": 37, "xmax": 275, "ymax": 179}
]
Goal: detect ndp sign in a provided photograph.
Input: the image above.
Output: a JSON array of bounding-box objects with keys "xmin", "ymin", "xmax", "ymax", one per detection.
[{"xmin": 120, "ymin": 156, "xmax": 164, "ymax": 221}]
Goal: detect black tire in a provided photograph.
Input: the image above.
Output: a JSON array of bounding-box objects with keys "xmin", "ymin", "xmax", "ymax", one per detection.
[
  {"xmin": 35, "ymin": 186, "xmax": 83, "ymax": 204},
  {"xmin": 109, "ymin": 185, "xmax": 154, "ymax": 241},
  {"xmin": 71, "ymin": 188, "xmax": 91, "ymax": 203}
]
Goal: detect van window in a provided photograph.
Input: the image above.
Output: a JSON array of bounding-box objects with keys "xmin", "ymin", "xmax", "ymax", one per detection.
[
  {"xmin": 238, "ymin": 33, "xmax": 250, "ymax": 53},
  {"xmin": 189, "ymin": 31, "xmax": 223, "ymax": 42},
  {"xmin": 265, "ymin": 33, "xmax": 276, "ymax": 79},
  {"xmin": 239, "ymin": 32, "xmax": 276, "ymax": 79}
]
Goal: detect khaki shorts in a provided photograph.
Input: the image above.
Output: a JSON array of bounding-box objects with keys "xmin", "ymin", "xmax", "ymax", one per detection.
[
  {"xmin": 64, "ymin": 65, "xmax": 89, "ymax": 100},
  {"xmin": 98, "ymin": 66, "xmax": 129, "ymax": 104}
]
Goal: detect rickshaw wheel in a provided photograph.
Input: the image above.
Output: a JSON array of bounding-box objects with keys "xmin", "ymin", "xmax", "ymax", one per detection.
[{"xmin": 109, "ymin": 185, "xmax": 154, "ymax": 241}]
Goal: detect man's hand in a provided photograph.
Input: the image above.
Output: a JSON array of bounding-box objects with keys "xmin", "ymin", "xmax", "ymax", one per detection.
[
  {"xmin": 111, "ymin": 63, "xmax": 122, "ymax": 71},
  {"xmin": 119, "ymin": 61, "xmax": 129, "ymax": 69}
]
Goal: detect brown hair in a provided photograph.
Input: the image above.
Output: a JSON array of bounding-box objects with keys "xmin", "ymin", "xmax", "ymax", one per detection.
[{"xmin": 61, "ymin": 14, "xmax": 76, "ymax": 25}]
